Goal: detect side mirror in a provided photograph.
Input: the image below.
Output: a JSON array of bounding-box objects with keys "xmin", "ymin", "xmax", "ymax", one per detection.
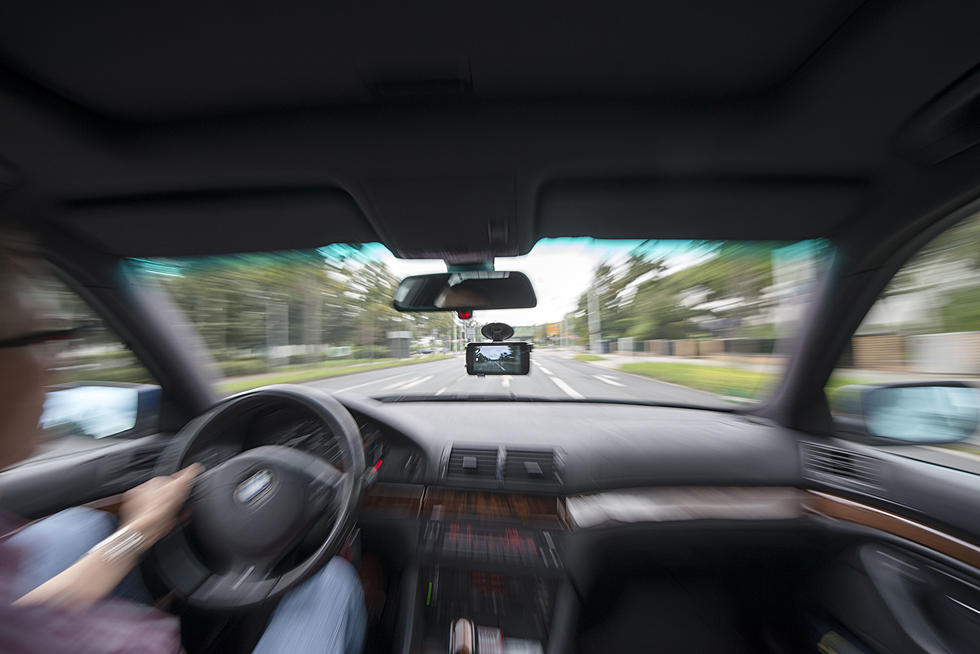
[
  {"xmin": 393, "ymin": 271, "xmax": 537, "ymax": 311},
  {"xmin": 832, "ymin": 382, "xmax": 980, "ymax": 444},
  {"xmin": 40, "ymin": 383, "xmax": 161, "ymax": 440}
]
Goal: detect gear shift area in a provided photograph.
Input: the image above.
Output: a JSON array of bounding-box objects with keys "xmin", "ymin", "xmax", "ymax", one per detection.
[{"xmin": 450, "ymin": 617, "xmax": 543, "ymax": 654}]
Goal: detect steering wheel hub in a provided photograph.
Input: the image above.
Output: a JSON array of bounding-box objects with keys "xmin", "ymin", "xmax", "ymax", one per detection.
[
  {"xmin": 150, "ymin": 385, "xmax": 365, "ymax": 609},
  {"xmin": 191, "ymin": 450, "xmax": 315, "ymax": 564}
]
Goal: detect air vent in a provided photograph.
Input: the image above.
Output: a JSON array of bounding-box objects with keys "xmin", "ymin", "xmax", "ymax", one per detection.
[
  {"xmin": 503, "ymin": 449, "xmax": 561, "ymax": 485},
  {"xmin": 128, "ymin": 448, "xmax": 157, "ymax": 471},
  {"xmin": 100, "ymin": 446, "xmax": 160, "ymax": 489},
  {"xmin": 446, "ymin": 446, "xmax": 498, "ymax": 480},
  {"xmin": 802, "ymin": 443, "xmax": 881, "ymax": 488}
]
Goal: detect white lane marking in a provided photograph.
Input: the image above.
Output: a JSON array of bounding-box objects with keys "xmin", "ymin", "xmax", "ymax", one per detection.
[
  {"xmin": 536, "ymin": 364, "xmax": 554, "ymax": 375},
  {"xmin": 336, "ymin": 371, "xmax": 413, "ymax": 392},
  {"xmin": 435, "ymin": 387, "xmax": 447, "ymax": 395},
  {"xmin": 386, "ymin": 375, "xmax": 420, "ymax": 389},
  {"xmin": 550, "ymin": 377, "xmax": 583, "ymax": 399},
  {"xmin": 594, "ymin": 374, "xmax": 625, "ymax": 387},
  {"xmin": 397, "ymin": 375, "xmax": 433, "ymax": 390},
  {"xmin": 501, "ymin": 376, "xmax": 511, "ymax": 388}
]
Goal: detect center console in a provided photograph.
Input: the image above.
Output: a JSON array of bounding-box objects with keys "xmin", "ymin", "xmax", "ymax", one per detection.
[{"xmin": 415, "ymin": 489, "xmax": 568, "ymax": 654}]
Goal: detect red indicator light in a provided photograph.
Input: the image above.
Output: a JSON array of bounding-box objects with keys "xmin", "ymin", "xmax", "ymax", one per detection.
[
  {"xmin": 371, "ymin": 459, "xmax": 382, "ymax": 473},
  {"xmin": 457, "ymin": 310, "xmax": 472, "ymax": 320}
]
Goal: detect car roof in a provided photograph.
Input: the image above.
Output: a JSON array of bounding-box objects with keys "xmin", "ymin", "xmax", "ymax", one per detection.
[{"xmin": 0, "ymin": 1, "xmax": 979, "ymax": 261}]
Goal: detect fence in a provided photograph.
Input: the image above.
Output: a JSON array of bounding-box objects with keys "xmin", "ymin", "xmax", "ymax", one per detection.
[{"xmin": 634, "ymin": 331, "xmax": 980, "ymax": 375}]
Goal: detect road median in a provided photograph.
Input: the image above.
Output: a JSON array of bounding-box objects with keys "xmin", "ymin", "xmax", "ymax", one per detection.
[{"xmin": 216, "ymin": 354, "xmax": 454, "ymax": 394}]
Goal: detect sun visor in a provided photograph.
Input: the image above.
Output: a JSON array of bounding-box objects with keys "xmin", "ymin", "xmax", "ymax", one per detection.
[
  {"xmin": 537, "ymin": 178, "xmax": 869, "ymax": 241},
  {"xmin": 364, "ymin": 177, "xmax": 518, "ymax": 263},
  {"xmin": 55, "ymin": 188, "xmax": 377, "ymax": 257}
]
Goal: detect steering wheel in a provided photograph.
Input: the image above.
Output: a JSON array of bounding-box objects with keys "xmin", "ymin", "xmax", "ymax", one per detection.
[{"xmin": 150, "ymin": 385, "xmax": 365, "ymax": 610}]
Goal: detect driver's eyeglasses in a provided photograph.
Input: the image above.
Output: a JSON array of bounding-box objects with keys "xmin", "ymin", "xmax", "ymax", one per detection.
[{"xmin": 0, "ymin": 327, "xmax": 88, "ymax": 350}]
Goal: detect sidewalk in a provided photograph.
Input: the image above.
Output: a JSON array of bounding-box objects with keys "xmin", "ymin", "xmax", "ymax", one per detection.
[{"xmin": 563, "ymin": 350, "xmax": 975, "ymax": 384}]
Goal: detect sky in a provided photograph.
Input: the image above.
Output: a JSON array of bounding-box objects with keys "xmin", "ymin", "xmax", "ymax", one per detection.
[
  {"xmin": 378, "ymin": 239, "xmax": 630, "ymax": 325},
  {"xmin": 143, "ymin": 237, "xmax": 682, "ymax": 325},
  {"xmin": 373, "ymin": 238, "xmax": 713, "ymax": 326}
]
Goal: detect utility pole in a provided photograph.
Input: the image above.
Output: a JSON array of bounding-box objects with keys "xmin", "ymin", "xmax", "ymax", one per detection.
[{"xmin": 587, "ymin": 286, "xmax": 601, "ymax": 353}]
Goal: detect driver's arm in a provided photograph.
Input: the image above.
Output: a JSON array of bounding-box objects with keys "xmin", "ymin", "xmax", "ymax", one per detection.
[{"xmin": 14, "ymin": 465, "xmax": 201, "ymax": 609}]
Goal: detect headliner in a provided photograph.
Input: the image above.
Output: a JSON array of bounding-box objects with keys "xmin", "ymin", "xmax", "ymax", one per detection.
[{"xmin": 1, "ymin": 0, "xmax": 979, "ymax": 262}]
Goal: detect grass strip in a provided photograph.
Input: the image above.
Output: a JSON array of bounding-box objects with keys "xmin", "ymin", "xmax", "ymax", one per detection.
[{"xmin": 618, "ymin": 361, "xmax": 864, "ymax": 400}]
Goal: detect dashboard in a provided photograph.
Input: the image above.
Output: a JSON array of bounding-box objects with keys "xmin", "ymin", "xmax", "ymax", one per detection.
[
  {"xmin": 184, "ymin": 394, "xmax": 809, "ymax": 498},
  {"xmin": 193, "ymin": 405, "xmax": 426, "ymax": 483},
  {"xmin": 338, "ymin": 395, "xmax": 803, "ymax": 492}
]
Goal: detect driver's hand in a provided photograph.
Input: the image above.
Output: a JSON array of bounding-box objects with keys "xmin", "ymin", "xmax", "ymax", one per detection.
[{"xmin": 119, "ymin": 464, "xmax": 203, "ymax": 547}]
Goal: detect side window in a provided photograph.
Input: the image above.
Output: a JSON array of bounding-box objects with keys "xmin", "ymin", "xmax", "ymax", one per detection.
[
  {"xmin": 19, "ymin": 269, "xmax": 159, "ymax": 466},
  {"xmin": 828, "ymin": 211, "xmax": 980, "ymax": 473}
]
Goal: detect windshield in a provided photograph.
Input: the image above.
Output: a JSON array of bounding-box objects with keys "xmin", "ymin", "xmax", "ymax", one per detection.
[{"xmin": 133, "ymin": 239, "xmax": 833, "ymax": 406}]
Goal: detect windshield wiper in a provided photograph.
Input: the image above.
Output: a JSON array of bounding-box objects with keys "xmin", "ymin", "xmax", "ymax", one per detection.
[{"xmin": 371, "ymin": 393, "xmax": 739, "ymax": 413}]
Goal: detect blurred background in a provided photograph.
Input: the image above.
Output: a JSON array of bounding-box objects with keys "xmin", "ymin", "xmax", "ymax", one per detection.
[
  {"xmin": 33, "ymin": 214, "xmax": 979, "ymax": 404},
  {"xmin": 19, "ymin": 211, "xmax": 977, "ymax": 472}
]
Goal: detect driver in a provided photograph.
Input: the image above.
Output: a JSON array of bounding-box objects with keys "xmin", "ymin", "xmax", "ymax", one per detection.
[{"xmin": 0, "ymin": 239, "xmax": 366, "ymax": 653}]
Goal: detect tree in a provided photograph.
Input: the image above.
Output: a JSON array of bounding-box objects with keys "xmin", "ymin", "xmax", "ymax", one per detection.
[{"xmin": 566, "ymin": 242, "xmax": 781, "ymax": 343}]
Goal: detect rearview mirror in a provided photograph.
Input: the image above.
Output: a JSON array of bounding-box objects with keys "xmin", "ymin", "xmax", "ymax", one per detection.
[
  {"xmin": 393, "ymin": 271, "xmax": 537, "ymax": 311},
  {"xmin": 832, "ymin": 382, "xmax": 980, "ymax": 444}
]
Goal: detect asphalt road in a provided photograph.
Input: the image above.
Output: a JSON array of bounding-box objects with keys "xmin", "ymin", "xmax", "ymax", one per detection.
[
  {"xmin": 305, "ymin": 351, "xmax": 980, "ymax": 474},
  {"xmin": 306, "ymin": 350, "xmax": 727, "ymax": 406},
  {"xmin": 22, "ymin": 350, "xmax": 979, "ymax": 475}
]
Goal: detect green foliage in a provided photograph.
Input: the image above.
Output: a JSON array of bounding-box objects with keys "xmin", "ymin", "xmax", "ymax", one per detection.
[
  {"xmin": 737, "ymin": 323, "xmax": 782, "ymax": 340},
  {"xmin": 55, "ymin": 366, "xmax": 153, "ymax": 385},
  {"xmin": 563, "ymin": 241, "xmax": 798, "ymax": 344},
  {"xmin": 287, "ymin": 353, "xmax": 323, "ymax": 366},
  {"xmin": 881, "ymin": 211, "xmax": 980, "ymax": 334},
  {"xmin": 621, "ymin": 361, "xmax": 866, "ymax": 401},
  {"xmin": 620, "ymin": 362, "xmax": 772, "ymax": 399},
  {"xmin": 215, "ymin": 358, "xmax": 268, "ymax": 377},
  {"xmin": 887, "ymin": 211, "xmax": 980, "ymax": 298},
  {"xmin": 52, "ymin": 350, "xmax": 154, "ymax": 385},
  {"xmin": 351, "ymin": 345, "xmax": 391, "ymax": 359},
  {"xmin": 940, "ymin": 285, "xmax": 980, "ymax": 333},
  {"xmin": 136, "ymin": 250, "xmax": 458, "ymax": 377},
  {"xmin": 215, "ymin": 355, "xmax": 452, "ymax": 394}
]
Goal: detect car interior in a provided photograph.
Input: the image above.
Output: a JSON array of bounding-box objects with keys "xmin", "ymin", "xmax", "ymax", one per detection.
[{"xmin": 1, "ymin": 1, "xmax": 979, "ymax": 653}]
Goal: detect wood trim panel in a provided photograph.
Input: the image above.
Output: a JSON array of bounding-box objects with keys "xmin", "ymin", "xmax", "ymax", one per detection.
[
  {"xmin": 76, "ymin": 484, "xmax": 975, "ymax": 568},
  {"xmin": 804, "ymin": 490, "xmax": 980, "ymax": 569},
  {"xmin": 423, "ymin": 488, "xmax": 562, "ymax": 525},
  {"xmin": 360, "ymin": 482, "xmax": 425, "ymax": 517},
  {"xmin": 84, "ymin": 493, "xmax": 124, "ymax": 515}
]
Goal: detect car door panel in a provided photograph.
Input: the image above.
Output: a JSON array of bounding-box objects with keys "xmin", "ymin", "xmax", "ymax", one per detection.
[
  {"xmin": 800, "ymin": 436, "xmax": 980, "ymax": 654},
  {"xmin": 808, "ymin": 544, "xmax": 980, "ymax": 654},
  {"xmin": 802, "ymin": 438, "xmax": 979, "ymax": 550},
  {"xmin": 0, "ymin": 434, "xmax": 170, "ymax": 520}
]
